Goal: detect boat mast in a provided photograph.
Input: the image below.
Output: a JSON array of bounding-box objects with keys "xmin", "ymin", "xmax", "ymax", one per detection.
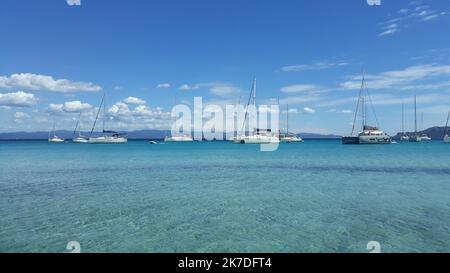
[
  {"xmin": 239, "ymin": 78, "xmax": 256, "ymax": 136},
  {"xmin": 350, "ymin": 72, "xmax": 365, "ymax": 136},
  {"xmin": 103, "ymin": 95, "xmax": 106, "ymax": 132},
  {"xmin": 444, "ymin": 109, "xmax": 450, "ymax": 138},
  {"xmin": 286, "ymin": 104, "xmax": 289, "ymax": 135},
  {"xmin": 402, "ymin": 103, "xmax": 405, "ymax": 136},
  {"xmin": 72, "ymin": 112, "xmax": 82, "ymax": 139},
  {"xmin": 414, "ymin": 95, "xmax": 417, "ymax": 135},
  {"xmin": 90, "ymin": 93, "xmax": 106, "ymax": 137}
]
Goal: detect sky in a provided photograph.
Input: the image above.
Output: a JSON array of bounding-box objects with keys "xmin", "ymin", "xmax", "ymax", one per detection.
[{"xmin": 1, "ymin": 0, "xmax": 450, "ymax": 135}]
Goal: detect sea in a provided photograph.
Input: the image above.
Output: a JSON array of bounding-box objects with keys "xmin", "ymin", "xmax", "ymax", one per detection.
[{"xmin": 1, "ymin": 140, "xmax": 450, "ymax": 253}]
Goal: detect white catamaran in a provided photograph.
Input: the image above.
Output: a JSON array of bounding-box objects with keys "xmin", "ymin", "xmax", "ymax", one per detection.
[
  {"xmin": 88, "ymin": 94, "xmax": 127, "ymax": 144},
  {"xmin": 342, "ymin": 72, "xmax": 392, "ymax": 145},
  {"xmin": 234, "ymin": 78, "xmax": 280, "ymax": 144},
  {"xmin": 48, "ymin": 120, "xmax": 65, "ymax": 143},
  {"xmin": 444, "ymin": 110, "xmax": 450, "ymax": 143}
]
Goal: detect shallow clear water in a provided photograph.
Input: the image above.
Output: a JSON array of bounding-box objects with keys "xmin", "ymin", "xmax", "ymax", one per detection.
[{"xmin": 1, "ymin": 140, "xmax": 450, "ymax": 253}]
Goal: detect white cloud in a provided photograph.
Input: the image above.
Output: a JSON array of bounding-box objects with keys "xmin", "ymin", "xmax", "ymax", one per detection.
[
  {"xmin": 14, "ymin": 112, "xmax": 29, "ymax": 119},
  {"xmin": 199, "ymin": 82, "xmax": 241, "ymax": 97},
  {"xmin": 156, "ymin": 83, "xmax": 171, "ymax": 89},
  {"xmin": 281, "ymin": 60, "xmax": 349, "ymax": 72},
  {"xmin": 123, "ymin": 96, "xmax": 146, "ymax": 105},
  {"xmin": 0, "ymin": 91, "xmax": 38, "ymax": 107},
  {"xmin": 280, "ymin": 84, "xmax": 320, "ymax": 93},
  {"xmin": 341, "ymin": 110, "xmax": 352, "ymax": 114},
  {"xmin": 178, "ymin": 82, "xmax": 241, "ymax": 97},
  {"xmin": 303, "ymin": 107, "xmax": 316, "ymax": 114},
  {"xmin": 48, "ymin": 101, "xmax": 92, "ymax": 113},
  {"xmin": 340, "ymin": 64, "xmax": 450, "ymax": 90},
  {"xmin": 66, "ymin": 0, "xmax": 81, "ymax": 6},
  {"xmin": 379, "ymin": 23, "xmax": 398, "ymax": 37},
  {"xmin": 179, "ymin": 84, "xmax": 195, "ymax": 91},
  {"xmin": 0, "ymin": 73, "xmax": 101, "ymax": 93},
  {"xmin": 379, "ymin": 3, "xmax": 449, "ymax": 36}
]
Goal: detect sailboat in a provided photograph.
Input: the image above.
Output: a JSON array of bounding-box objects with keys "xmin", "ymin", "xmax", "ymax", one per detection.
[
  {"xmin": 400, "ymin": 103, "xmax": 409, "ymax": 141},
  {"xmin": 280, "ymin": 104, "xmax": 304, "ymax": 142},
  {"xmin": 48, "ymin": 120, "xmax": 65, "ymax": 143},
  {"xmin": 419, "ymin": 113, "xmax": 431, "ymax": 141},
  {"xmin": 88, "ymin": 93, "xmax": 127, "ymax": 144},
  {"xmin": 409, "ymin": 95, "xmax": 421, "ymax": 142},
  {"xmin": 72, "ymin": 112, "xmax": 88, "ymax": 143},
  {"xmin": 235, "ymin": 78, "xmax": 280, "ymax": 144},
  {"xmin": 164, "ymin": 93, "xmax": 193, "ymax": 142},
  {"xmin": 444, "ymin": 110, "xmax": 450, "ymax": 143},
  {"xmin": 342, "ymin": 72, "xmax": 392, "ymax": 145}
]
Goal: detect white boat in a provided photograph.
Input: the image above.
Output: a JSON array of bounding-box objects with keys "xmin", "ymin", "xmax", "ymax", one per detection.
[
  {"xmin": 358, "ymin": 126, "xmax": 392, "ymax": 144},
  {"xmin": 342, "ymin": 72, "xmax": 392, "ymax": 145},
  {"xmin": 280, "ymin": 135, "xmax": 304, "ymax": 142},
  {"xmin": 88, "ymin": 93, "xmax": 128, "ymax": 144},
  {"xmin": 280, "ymin": 104, "xmax": 304, "ymax": 143},
  {"xmin": 164, "ymin": 135, "xmax": 194, "ymax": 142},
  {"xmin": 409, "ymin": 96, "xmax": 421, "ymax": 143},
  {"xmin": 48, "ymin": 121, "xmax": 65, "ymax": 143},
  {"xmin": 236, "ymin": 129, "xmax": 280, "ymax": 144},
  {"xmin": 400, "ymin": 135, "xmax": 410, "ymax": 141},
  {"xmin": 444, "ymin": 110, "xmax": 450, "ymax": 143},
  {"xmin": 420, "ymin": 134, "xmax": 431, "ymax": 141},
  {"xmin": 149, "ymin": 140, "xmax": 158, "ymax": 144},
  {"xmin": 235, "ymin": 78, "xmax": 280, "ymax": 144},
  {"xmin": 72, "ymin": 112, "xmax": 88, "ymax": 143},
  {"xmin": 89, "ymin": 133, "xmax": 127, "ymax": 144},
  {"xmin": 48, "ymin": 136, "xmax": 65, "ymax": 142},
  {"xmin": 73, "ymin": 136, "xmax": 89, "ymax": 143}
]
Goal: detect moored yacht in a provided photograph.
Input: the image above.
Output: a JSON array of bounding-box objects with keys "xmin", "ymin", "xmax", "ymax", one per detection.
[
  {"xmin": 342, "ymin": 72, "xmax": 392, "ymax": 145},
  {"xmin": 89, "ymin": 131, "xmax": 127, "ymax": 144},
  {"xmin": 358, "ymin": 125, "xmax": 392, "ymax": 144},
  {"xmin": 235, "ymin": 78, "xmax": 280, "ymax": 145},
  {"xmin": 48, "ymin": 135, "xmax": 65, "ymax": 143},
  {"xmin": 420, "ymin": 134, "xmax": 431, "ymax": 141},
  {"xmin": 88, "ymin": 93, "xmax": 128, "ymax": 144},
  {"xmin": 236, "ymin": 129, "xmax": 280, "ymax": 144},
  {"xmin": 72, "ymin": 112, "xmax": 88, "ymax": 143},
  {"xmin": 48, "ymin": 121, "xmax": 65, "ymax": 143},
  {"xmin": 164, "ymin": 135, "xmax": 194, "ymax": 142},
  {"xmin": 279, "ymin": 104, "xmax": 304, "ymax": 143}
]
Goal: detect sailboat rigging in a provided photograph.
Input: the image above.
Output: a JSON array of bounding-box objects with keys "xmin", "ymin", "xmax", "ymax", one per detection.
[
  {"xmin": 88, "ymin": 93, "xmax": 127, "ymax": 144},
  {"xmin": 342, "ymin": 71, "xmax": 392, "ymax": 145}
]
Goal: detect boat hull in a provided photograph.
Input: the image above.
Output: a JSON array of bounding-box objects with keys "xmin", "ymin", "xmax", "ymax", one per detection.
[
  {"xmin": 238, "ymin": 136, "xmax": 280, "ymax": 144},
  {"xmin": 359, "ymin": 135, "xmax": 392, "ymax": 144},
  {"xmin": 342, "ymin": 136, "xmax": 359, "ymax": 145},
  {"xmin": 72, "ymin": 137, "xmax": 89, "ymax": 143},
  {"xmin": 444, "ymin": 136, "xmax": 450, "ymax": 143},
  {"xmin": 48, "ymin": 138, "xmax": 65, "ymax": 143},
  {"xmin": 164, "ymin": 137, "xmax": 194, "ymax": 142},
  {"xmin": 280, "ymin": 137, "xmax": 304, "ymax": 143},
  {"xmin": 89, "ymin": 137, "xmax": 127, "ymax": 144}
]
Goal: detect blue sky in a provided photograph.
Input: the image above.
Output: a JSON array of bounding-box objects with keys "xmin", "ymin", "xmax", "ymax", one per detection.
[{"xmin": 1, "ymin": 0, "xmax": 450, "ymax": 135}]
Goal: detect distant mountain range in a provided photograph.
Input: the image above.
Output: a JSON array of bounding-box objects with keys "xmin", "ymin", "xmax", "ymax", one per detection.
[
  {"xmin": 0, "ymin": 130, "xmax": 341, "ymax": 140},
  {"xmin": 392, "ymin": 126, "xmax": 448, "ymax": 140}
]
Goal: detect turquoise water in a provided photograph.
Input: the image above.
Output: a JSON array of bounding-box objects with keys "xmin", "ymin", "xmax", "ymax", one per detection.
[{"xmin": 1, "ymin": 140, "xmax": 450, "ymax": 253}]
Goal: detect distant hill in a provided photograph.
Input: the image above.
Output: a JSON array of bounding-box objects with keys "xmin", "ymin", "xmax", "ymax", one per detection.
[
  {"xmin": 0, "ymin": 130, "xmax": 341, "ymax": 140},
  {"xmin": 393, "ymin": 126, "xmax": 448, "ymax": 140}
]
